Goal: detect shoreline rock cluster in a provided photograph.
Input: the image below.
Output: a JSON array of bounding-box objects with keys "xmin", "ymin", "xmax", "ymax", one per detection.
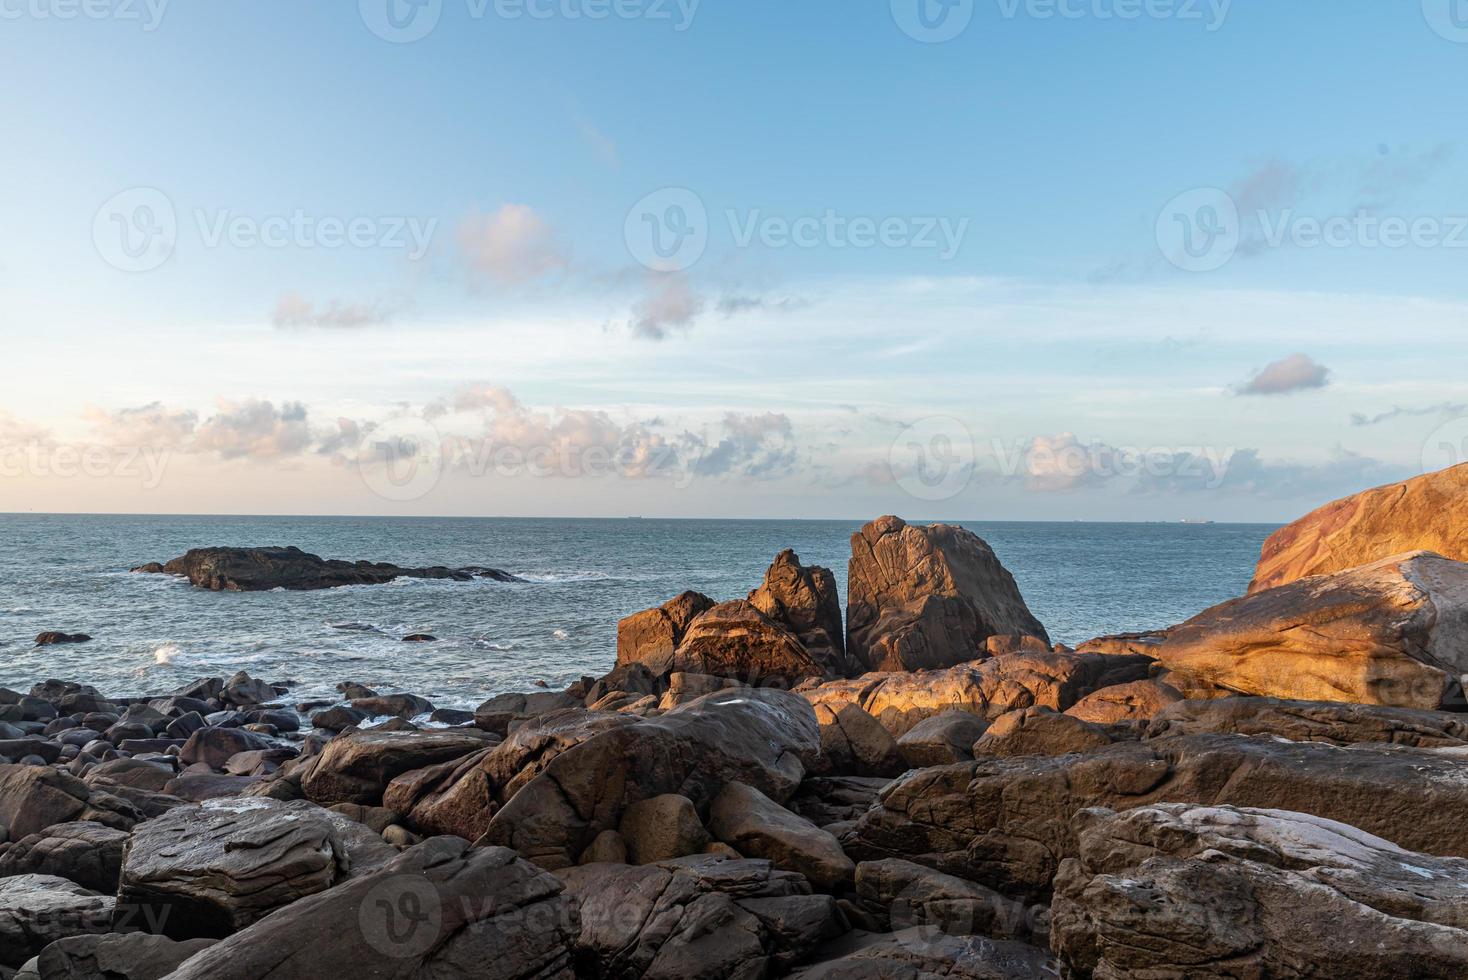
[{"xmin": 3, "ymin": 466, "xmax": 1468, "ymax": 976}]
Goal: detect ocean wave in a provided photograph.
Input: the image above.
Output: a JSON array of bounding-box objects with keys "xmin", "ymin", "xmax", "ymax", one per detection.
[
  {"xmin": 153, "ymin": 643, "xmax": 184, "ymax": 666},
  {"xmin": 516, "ymin": 571, "xmax": 615, "ymax": 584},
  {"xmin": 552, "ymin": 628, "xmax": 570, "ymax": 640}
]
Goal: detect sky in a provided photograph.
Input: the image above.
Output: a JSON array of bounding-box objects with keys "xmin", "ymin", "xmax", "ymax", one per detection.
[{"xmin": 2, "ymin": 0, "xmax": 1467, "ymax": 520}]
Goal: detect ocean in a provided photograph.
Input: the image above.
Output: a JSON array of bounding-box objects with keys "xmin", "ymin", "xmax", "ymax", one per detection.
[{"xmin": 0, "ymin": 515, "xmax": 1275, "ymax": 710}]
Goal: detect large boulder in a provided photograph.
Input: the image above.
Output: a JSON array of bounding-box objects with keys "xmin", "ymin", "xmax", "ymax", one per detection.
[
  {"xmin": 802, "ymin": 650, "xmax": 1152, "ymax": 737},
  {"xmin": 846, "ymin": 516, "xmax": 1048, "ymax": 672},
  {"xmin": 896, "ymin": 711, "xmax": 990, "ymax": 767},
  {"xmin": 616, "ymin": 591, "xmax": 717, "ymax": 676},
  {"xmin": 142, "ymin": 545, "xmax": 521, "ymax": 591},
  {"xmin": 1251, "ymin": 462, "xmax": 1468, "ymax": 592},
  {"xmin": 300, "ymin": 728, "xmax": 496, "ymax": 806},
  {"xmin": 618, "ymin": 794, "xmax": 709, "ymax": 864},
  {"xmin": 750, "ymin": 549, "xmax": 853, "ymax": 677},
  {"xmin": 480, "ymin": 689, "xmax": 819, "ymax": 869},
  {"xmin": 163, "ymin": 837, "xmax": 577, "ymax": 979},
  {"xmin": 670, "ymin": 600, "xmax": 828, "ymax": 685},
  {"xmin": 972, "ymin": 706, "xmax": 1116, "ymax": 758},
  {"xmin": 15, "ymin": 934, "xmax": 215, "ymax": 980},
  {"xmin": 852, "ymin": 858, "xmax": 1034, "ymax": 940},
  {"xmin": 0, "ymin": 765, "xmax": 140, "ymax": 839},
  {"xmin": 812, "ymin": 702, "xmax": 906, "ymax": 778},
  {"xmin": 1157, "ymin": 551, "xmax": 1468, "ymax": 709},
  {"xmin": 709, "ymin": 781, "xmax": 856, "ymax": 892},
  {"xmin": 0, "ymin": 876, "xmax": 114, "ymax": 968},
  {"xmin": 1063, "ymin": 677, "xmax": 1182, "ymax": 724},
  {"xmin": 1052, "ymin": 804, "xmax": 1468, "ymax": 979},
  {"xmin": 0, "ymin": 821, "xmax": 127, "ymax": 893},
  {"xmin": 847, "ymin": 733, "xmax": 1468, "ymax": 902},
  {"xmin": 559, "ymin": 854, "xmax": 844, "ymax": 977},
  {"xmin": 117, "ymin": 798, "xmax": 396, "ymax": 939}
]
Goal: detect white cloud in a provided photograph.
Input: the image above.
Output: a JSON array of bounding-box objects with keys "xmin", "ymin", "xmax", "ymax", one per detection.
[
  {"xmin": 85, "ymin": 403, "xmax": 198, "ymax": 449},
  {"xmin": 193, "ymin": 399, "xmax": 313, "ymax": 460},
  {"xmin": 272, "ymin": 292, "xmax": 394, "ymax": 329},
  {"xmin": 457, "ymin": 205, "xmax": 570, "ymax": 286},
  {"xmin": 630, "ymin": 272, "xmax": 705, "ymax": 341}
]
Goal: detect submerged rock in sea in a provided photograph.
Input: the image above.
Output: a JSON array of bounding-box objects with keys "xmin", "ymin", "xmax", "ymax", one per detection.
[
  {"xmin": 133, "ymin": 546, "xmax": 522, "ymax": 591},
  {"xmin": 1250, "ymin": 461, "xmax": 1468, "ymax": 592},
  {"xmin": 33, "ymin": 633, "xmax": 91, "ymax": 647},
  {"xmin": 846, "ymin": 516, "xmax": 1050, "ymax": 673}
]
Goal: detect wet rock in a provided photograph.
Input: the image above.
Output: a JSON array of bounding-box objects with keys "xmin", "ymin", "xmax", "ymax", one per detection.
[
  {"xmin": 163, "ymin": 838, "xmax": 576, "ymax": 980},
  {"xmin": 143, "ymin": 546, "xmax": 522, "ymax": 591},
  {"xmin": 1052, "ymin": 804, "xmax": 1468, "ymax": 979},
  {"xmin": 178, "ymin": 727, "xmax": 276, "ymax": 770},
  {"xmin": 1158, "ymin": 551, "xmax": 1468, "ymax": 709},
  {"xmin": 309, "ymin": 705, "xmax": 367, "ymax": 733},
  {"xmin": 789, "ymin": 777, "xmax": 892, "ymax": 829},
  {"xmin": 790, "ymin": 929, "xmax": 1059, "ymax": 979},
  {"xmin": 847, "ymin": 516, "xmax": 1049, "ymax": 673},
  {"xmin": 349, "ymin": 693, "xmax": 434, "ymax": 719},
  {"xmin": 117, "ymin": 797, "xmax": 396, "ymax": 939},
  {"xmin": 33, "ymin": 633, "xmax": 91, "ymax": 647},
  {"xmin": 709, "ymin": 781, "xmax": 855, "ymax": 892},
  {"xmin": 473, "ymin": 690, "xmax": 579, "ymax": 736}
]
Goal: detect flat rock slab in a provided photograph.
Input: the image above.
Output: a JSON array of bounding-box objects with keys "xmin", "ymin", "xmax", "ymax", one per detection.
[
  {"xmin": 118, "ymin": 797, "xmax": 396, "ymax": 939},
  {"xmin": 15, "ymin": 933, "xmax": 215, "ymax": 980},
  {"xmin": 163, "ymin": 838, "xmax": 577, "ymax": 980},
  {"xmin": 0, "ymin": 875, "xmax": 114, "ymax": 969},
  {"xmin": 1053, "ymin": 804, "xmax": 1468, "ymax": 978},
  {"xmin": 138, "ymin": 545, "xmax": 521, "ymax": 591}
]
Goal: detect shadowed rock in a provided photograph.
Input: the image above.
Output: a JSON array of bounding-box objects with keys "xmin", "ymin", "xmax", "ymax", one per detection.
[
  {"xmin": 847, "ymin": 517, "xmax": 1049, "ymax": 673},
  {"xmin": 15, "ymin": 933, "xmax": 215, "ymax": 980},
  {"xmin": 615, "ymin": 591, "xmax": 716, "ymax": 676},
  {"xmin": 1052, "ymin": 804, "xmax": 1468, "ymax": 979},
  {"xmin": 1145, "ymin": 695, "xmax": 1468, "ymax": 747},
  {"xmin": 750, "ymin": 549, "xmax": 854, "ymax": 677},
  {"xmin": 0, "ymin": 821, "xmax": 127, "ymax": 893}
]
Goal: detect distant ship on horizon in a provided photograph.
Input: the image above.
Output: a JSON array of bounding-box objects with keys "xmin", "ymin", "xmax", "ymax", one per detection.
[{"xmin": 1179, "ymin": 518, "xmax": 1216, "ymax": 525}]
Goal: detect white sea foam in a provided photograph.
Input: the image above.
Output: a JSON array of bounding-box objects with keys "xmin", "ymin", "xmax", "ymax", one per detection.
[
  {"xmin": 154, "ymin": 643, "xmax": 183, "ymax": 666},
  {"xmin": 552, "ymin": 628, "xmax": 570, "ymax": 640}
]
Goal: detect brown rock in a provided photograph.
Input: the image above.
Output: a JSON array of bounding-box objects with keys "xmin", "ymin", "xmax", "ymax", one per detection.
[
  {"xmin": 848, "ymin": 732, "xmax": 1468, "ymax": 902},
  {"xmin": 973, "ymin": 706, "xmax": 1115, "ymax": 758},
  {"xmin": 150, "ymin": 546, "xmax": 520, "ymax": 592},
  {"xmin": 163, "ymin": 838, "xmax": 577, "ymax": 980},
  {"xmin": 709, "ymin": 781, "xmax": 856, "ymax": 892},
  {"xmin": 790, "ymin": 929, "xmax": 1059, "ymax": 979},
  {"xmin": 1250, "ymin": 462, "xmax": 1468, "ymax": 592},
  {"xmin": 1074, "ymin": 630, "xmax": 1169, "ymax": 657},
  {"xmin": 802, "ymin": 650, "xmax": 1153, "ymax": 737},
  {"xmin": 619, "ymin": 794, "xmax": 709, "ymax": 863},
  {"xmin": 559, "ymin": 854, "xmax": 844, "ymax": 977},
  {"xmin": 1052, "ymin": 804, "xmax": 1468, "ymax": 979},
  {"xmin": 1064, "ymin": 678, "xmax": 1182, "ymax": 724},
  {"xmin": 750, "ymin": 549, "xmax": 853, "ymax": 676},
  {"xmin": 846, "ymin": 516, "xmax": 1049, "ymax": 673},
  {"xmin": 300, "ymin": 728, "xmax": 497, "ymax": 806},
  {"xmin": 671, "ymin": 600, "xmax": 827, "ymax": 685},
  {"xmin": 578, "ymin": 829, "xmax": 628, "ymax": 865},
  {"xmin": 0, "ymin": 821, "xmax": 126, "ymax": 893},
  {"xmin": 21, "ymin": 933, "xmax": 216, "ymax": 980},
  {"xmin": 480, "ymin": 689, "xmax": 819, "ymax": 869},
  {"xmin": 1145, "ymin": 695, "xmax": 1468, "ymax": 747},
  {"xmin": 0, "ymin": 765, "xmax": 140, "ymax": 840},
  {"xmin": 1158, "ymin": 551, "xmax": 1468, "ymax": 709},
  {"xmin": 895, "ymin": 711, "xmax": 990, "ymax": 767},
  {"xmin": 615, "ymin": 590, "xmax": 716, "ymax": 676},
  {"xmin": 853, "ymin": 858, "xmax": 1034, "ymax": 940},
  {"xmin": 812, "ymin": 702, "xmax": 906, "ymax": 777}
]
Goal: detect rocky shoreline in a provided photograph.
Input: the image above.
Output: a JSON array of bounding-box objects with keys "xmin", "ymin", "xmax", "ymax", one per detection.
[{"xmin": 3, "ymin": 467, "xmax": 1468, "ymax": 977}]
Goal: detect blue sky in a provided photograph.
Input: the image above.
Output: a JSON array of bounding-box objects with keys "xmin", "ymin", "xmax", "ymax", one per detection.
[{"xmin": 2, "ymin": 0, "xmax": 1467, "ymax": 519}]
